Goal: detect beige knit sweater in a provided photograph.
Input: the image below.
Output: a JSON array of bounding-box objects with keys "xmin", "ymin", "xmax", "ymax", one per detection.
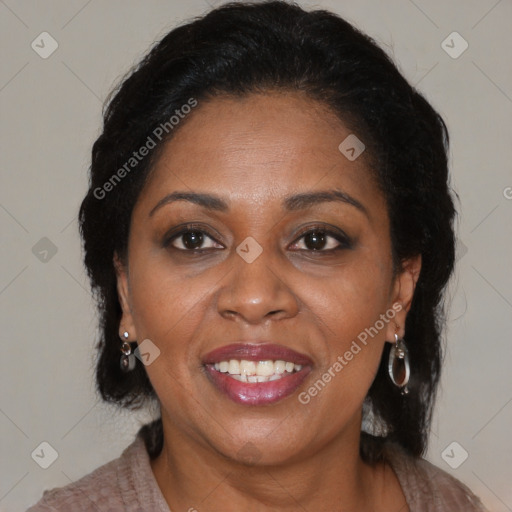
[{"xmin": 26, "ymin": 430, "xmax": 488, "ymax": 511}]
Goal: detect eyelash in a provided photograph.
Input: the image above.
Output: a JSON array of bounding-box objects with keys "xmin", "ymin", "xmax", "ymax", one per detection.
[{"xmin": 163, "ymin": 223, "xmax": 352, "ymax": 254}]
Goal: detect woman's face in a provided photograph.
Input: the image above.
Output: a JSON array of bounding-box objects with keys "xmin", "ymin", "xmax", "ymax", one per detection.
[{"xmin": 116, "ymin": 91, "xmax": 419, "ymax": 464}]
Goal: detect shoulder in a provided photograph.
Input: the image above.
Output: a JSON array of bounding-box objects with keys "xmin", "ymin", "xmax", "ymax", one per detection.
[
  {"xmin": 26, "ymin": 435, "xmax": 153, "ymax": 512},
  {"xmin": 26, "ymin": 456, "xmax": 124, "ymax": 511},
  {"xmin": 384, "ymin": 442, "xmax": 489, "ymax": 512}
]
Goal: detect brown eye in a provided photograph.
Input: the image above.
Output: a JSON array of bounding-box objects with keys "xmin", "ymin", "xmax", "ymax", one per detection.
[
  {"xmin": 164, "ymin": 225, "xmax": 223, "ymax": 252},
  {"xmin": 180, "ymin": 231, "xmax": 204, "ymax": 250},
  {"xmin": 290, "ymin": 225, "xmax": 352, "ymax": 253},
  {"xmin": 303, "ymin": 231, "xmax": 328, "ymax": 250}
]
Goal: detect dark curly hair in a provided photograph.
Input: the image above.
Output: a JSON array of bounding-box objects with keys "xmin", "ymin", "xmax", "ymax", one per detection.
[{"xmin": 78, "ymin": 0, "xmax": 456, "ymax": 463}]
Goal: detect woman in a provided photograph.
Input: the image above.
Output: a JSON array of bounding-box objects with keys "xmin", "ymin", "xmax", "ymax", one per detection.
[{"xmin": 27, "ymin": 1, "xmax": 488, "ymax": 510}]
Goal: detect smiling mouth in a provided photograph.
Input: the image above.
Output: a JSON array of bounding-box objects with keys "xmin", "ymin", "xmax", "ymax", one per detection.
[
  {"xmin": 209, "ymin": 359, "xmax": 303, "ymax": 382},
  {"xmin": 202, "ymin": 342, "xmax": 313, "ymax": 405},
  {"xmin": 204, "ymin": 362, "xmax": 311, "ymax": 405}
]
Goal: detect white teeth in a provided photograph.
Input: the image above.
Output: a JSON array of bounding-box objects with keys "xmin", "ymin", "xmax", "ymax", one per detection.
[
  {"xmin": 211, "ymin": 358, "xmax": 306, "ymax": 382},
  {"xmin": 228, "ymin": 359, "xmax": 240, "ymax": 375},
  {"xmin": 232, "ymin": 373, "xmax": 284, "ymax": 383},
  {"xmin": 274, "ymin": 360, "xmax": 286, "ymax": 374},
  {"xmin": 256, "ymin": 360, "xmax": 274, "ymax": 376},
  {"xmin": 240, "ymin": 360, "xmax": 256, "ymax": 376}
]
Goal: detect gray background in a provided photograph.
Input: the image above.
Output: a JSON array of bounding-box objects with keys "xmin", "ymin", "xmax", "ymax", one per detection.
[{"xmin": 1, "ymin": 0, "xmax": 511, "ymax": 510}]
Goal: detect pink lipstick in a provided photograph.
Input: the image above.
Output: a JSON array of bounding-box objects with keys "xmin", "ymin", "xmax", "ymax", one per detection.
[{"xmin": 202, "ymin": 343, "xmax": 312, "ymax": 406}]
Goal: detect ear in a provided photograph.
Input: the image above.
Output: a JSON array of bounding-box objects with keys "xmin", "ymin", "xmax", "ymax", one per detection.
[
  {"xmin": 385, "ymin": 254, "xmax": 422, "ymax": 342},
  {"xmin": 114, "ymin": 252, "xmax": 138, "ymax": 340}
]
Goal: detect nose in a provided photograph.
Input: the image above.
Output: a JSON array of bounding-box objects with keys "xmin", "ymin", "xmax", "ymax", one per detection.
[{"xmin": 216, "ymin": 245, "xmax": 299, "ymax": 325}]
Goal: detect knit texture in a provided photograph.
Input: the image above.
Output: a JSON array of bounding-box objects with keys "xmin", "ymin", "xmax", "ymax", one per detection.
[{"xmin": 27, "ymin": 429, "xmax": 488, "ymax": 511}]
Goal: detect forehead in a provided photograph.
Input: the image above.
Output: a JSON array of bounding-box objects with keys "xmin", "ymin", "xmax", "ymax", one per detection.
[{"xmin": 135, "ymin": 91, "xmax": 382, "ymax": 215}]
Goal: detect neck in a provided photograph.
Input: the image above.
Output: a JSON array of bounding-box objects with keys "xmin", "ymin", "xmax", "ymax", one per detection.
[{"xmin": 150, "ymin": 413, "xmax": 391, "ymax": 511}]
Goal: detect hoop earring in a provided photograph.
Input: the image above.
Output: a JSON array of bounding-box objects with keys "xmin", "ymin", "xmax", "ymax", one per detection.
[
  {"xmin": 120, "ymin": 331, "xmax": 136, "ymax": 372},
  {"xmin": 388, "ymin": 334, "xmax": 410, "ymax": 395}
]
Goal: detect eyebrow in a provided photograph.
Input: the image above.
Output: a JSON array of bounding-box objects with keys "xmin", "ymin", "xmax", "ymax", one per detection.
[
  {"xmin": 148, "ymin": 189, "xmax": 368, "ymax": 217},
  {"xmin": 149, "ymin": 192, "xmax": 228, "ymax": 217},
  {"xmin": 283, "ymin": 190, "xmax": 368, "ymax": 216}
]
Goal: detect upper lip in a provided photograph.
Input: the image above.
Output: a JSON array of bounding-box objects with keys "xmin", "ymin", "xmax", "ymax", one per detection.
[{"xmin": 202, "ymin": 342, "xmax": 313, "ymax": 366}]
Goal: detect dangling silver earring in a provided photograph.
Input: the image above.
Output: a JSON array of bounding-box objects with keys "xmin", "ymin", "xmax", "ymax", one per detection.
[
  {"xmin": 388, "ymin": 333, "xmax": 410, "ymax": 395},
  {"xmin": 120, "ymin": 331, "xmax": 136, "ymax": 372}
]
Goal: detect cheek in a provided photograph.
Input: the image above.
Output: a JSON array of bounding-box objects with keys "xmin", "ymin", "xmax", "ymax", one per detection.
[
  {"xmin": 126, "ymin": 259, "xmax": 212, "ymax": 417},
  {"xmin": 131, "ymin": 274, "xmax": 207, "ymax": 338},
  {"xmin": 307, "ymin": 256, "xmax": 392, "ymax": 339},
  {"xmin": 302, "ymin": 254, "xmax": 393, "ymax": 393}
]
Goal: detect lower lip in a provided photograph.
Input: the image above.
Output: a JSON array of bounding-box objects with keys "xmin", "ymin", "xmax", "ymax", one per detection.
[{"xmin": 204, "ymin": 365, "xmax": 311, "ymax": 406}]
